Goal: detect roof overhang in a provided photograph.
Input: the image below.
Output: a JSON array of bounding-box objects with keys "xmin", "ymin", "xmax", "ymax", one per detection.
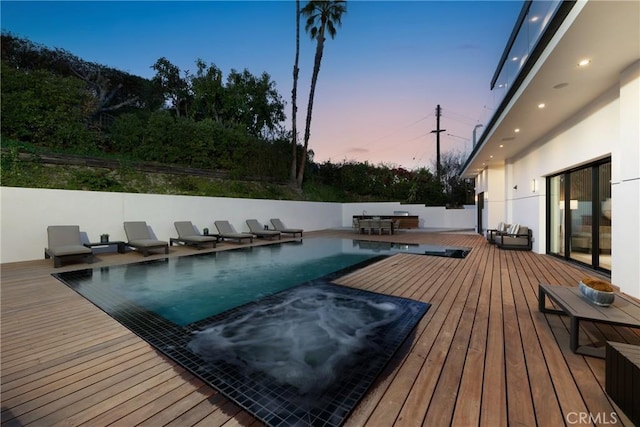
[{"xmin": 461, "ymin": 0, "xmax": 640, "ymax": 179}]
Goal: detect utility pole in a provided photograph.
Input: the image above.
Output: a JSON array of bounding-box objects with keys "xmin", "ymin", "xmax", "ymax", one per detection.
[{"xmin": 430, "ymin": 104, "xmax": 446, "ymax": 180}]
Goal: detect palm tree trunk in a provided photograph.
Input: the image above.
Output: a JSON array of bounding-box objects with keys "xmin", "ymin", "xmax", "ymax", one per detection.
[
  {"xmin": 290, "ymin": 0, "xmax": 300, "ymax": 186},
  {"xmin": 297, "ymin": 30, "xmax": 325, "ymax": 188}
]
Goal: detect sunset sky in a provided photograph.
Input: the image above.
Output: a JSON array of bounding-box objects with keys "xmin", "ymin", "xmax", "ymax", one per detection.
[{"xmin": 1, "ymin": 1, "xmax": 522, "ymax": 170}]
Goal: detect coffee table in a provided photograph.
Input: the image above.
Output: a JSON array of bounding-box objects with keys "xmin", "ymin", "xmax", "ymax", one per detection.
[{"xmin": 538, "ymin": 283, "xmax": 640, "ymax": 358}]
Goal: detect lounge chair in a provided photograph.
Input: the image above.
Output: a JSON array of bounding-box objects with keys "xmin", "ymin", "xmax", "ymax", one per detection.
[
  {"xmin": 171, "ymin": 221, "xmax": 219, "ymax": 249},
  {"xmin": 270, "ymin": 218, "xmax": 303, "ymax": 237},
  {"xmin": 123, "ymin": 221, "xmax": 169, "ymax": 256},
  {"xmin": 45, "ymin": 225, "xmax": 94, "ymax": 268},
  {"xmin": 246, "ymin": 219, "xmax": 281, "ymax": 240},
  {"xmin": 214, "ymin": 220, "xmax": 254, "ymax": 244}
]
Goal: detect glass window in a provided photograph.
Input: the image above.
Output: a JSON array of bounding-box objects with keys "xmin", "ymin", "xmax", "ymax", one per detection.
[
  {"xmin": 598, "ymin": 163, "xmax": 611, "ymax": 270},
  {"xmin": 547, "ymin": 159, "xmax": 611, "ymax": 272},
  {"xmin": 549, "ymin": 175, "xmax": 564, "ymax": 256},
  {"xmin": 569, "ymin": 169, "xmax": 592, "ymax": 263}
]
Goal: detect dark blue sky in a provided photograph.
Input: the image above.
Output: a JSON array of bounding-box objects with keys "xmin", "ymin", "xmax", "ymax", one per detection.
[{"xmin": 1, "ymin": 1, "xmax": 523, "ymax": 169}]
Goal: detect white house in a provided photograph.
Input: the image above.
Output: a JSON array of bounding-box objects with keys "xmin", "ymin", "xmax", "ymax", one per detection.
[{"xmin": 461, "ymin": 0, "xmax": 640, "ymax": 297}]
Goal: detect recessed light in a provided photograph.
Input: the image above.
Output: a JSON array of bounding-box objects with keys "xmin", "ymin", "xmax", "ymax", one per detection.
[
  {"xmin": 514, "ymin": 128, "xmax": 520, "ymax": 133},
  {"xmin": 538, "ymin": 103, "xmax": 546, "ymax": 109},
  {"xmin": 530, "ymin": 16, "xmax": 539, "ymax": 22},
  {"xmin": 512, "ymin": 56, "xmax": 518, "ymax": 61},
  {"xmin": 490, "ymin": 155, "xmax": 493, "ymax": 159},
  {"xmin": 499, "ymin": 144, "xmax": 504, "ymax": 148},
  {"xmin": 578, "ymin": 59, "xmax": 591, "ymax": 67}
]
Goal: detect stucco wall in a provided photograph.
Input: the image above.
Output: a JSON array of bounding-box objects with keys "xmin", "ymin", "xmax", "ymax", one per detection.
[
  {"xmin": 341, "ymin": 202, "xmax": 475, "ymax": 230},
  {"xmin": 501, "ymin": 64, "xmax": 640, "ymax": 297},
  {"xmin": 611, "ymin": 60, "xmax": 640, "ymax": 298},
  {"xmin": 0, "ymin": 187, "xmax": 341, "ymax": 264},
  {"xmin": 0, "ymin": 187, "xmax": 476, "ymax": 264}
]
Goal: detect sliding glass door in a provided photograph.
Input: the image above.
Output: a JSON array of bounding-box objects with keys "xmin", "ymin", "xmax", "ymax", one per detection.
[{"xmin": 547, "ymin": 159, "xmax": 611, "ymax": 272}]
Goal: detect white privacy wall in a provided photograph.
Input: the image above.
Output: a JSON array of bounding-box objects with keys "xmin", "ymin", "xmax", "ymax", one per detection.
[
  {"xmin": 0, "ymin": 187, "xmax": 341, "ymax": 264},
  {"xmin": 341, "ymin": 202, "xmax": 475, "ymax": 229},
  {"xmin": 0, "ymin": 187, "xmax": 477, "ymax": 264}
]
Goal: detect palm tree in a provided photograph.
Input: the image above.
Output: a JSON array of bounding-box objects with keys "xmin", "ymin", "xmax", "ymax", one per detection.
[
  {"xmin": 296, "ymin": 0, "xmax": 347, "ymax": 188},
  {"xmin": 290, "ymin": 0, "xmax": 301, "ymax": 186}
]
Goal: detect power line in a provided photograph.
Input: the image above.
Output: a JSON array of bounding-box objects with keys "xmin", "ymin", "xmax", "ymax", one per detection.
[{"xmin": 331, "ymin": 113, "xmax": 434, "ymax": 158}]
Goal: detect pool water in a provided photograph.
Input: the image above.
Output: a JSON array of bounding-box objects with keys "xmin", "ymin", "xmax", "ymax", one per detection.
[{"xmin": 60, "ymin": 238, "xmax": 466, "ymax": 326}]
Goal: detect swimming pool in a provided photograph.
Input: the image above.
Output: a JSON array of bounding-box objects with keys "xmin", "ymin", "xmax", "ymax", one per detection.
[
  {"xmin": 53, "ymin": 237, "xmax": 454, "ymax": 426},
  {"xmin": 58, "ymin": 237, "xmax": 466, "ymax": 326}
]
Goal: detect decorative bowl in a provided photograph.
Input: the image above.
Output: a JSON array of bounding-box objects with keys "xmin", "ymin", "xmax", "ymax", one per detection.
[{"xmin": 579, "ymin": 281, "xmax": 614, "ymax": 306}]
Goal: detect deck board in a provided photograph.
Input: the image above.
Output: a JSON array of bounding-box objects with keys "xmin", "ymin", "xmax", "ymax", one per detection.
[{"xmin": 2, "ymin": 230, "xmax": 639, "ymax": 426}]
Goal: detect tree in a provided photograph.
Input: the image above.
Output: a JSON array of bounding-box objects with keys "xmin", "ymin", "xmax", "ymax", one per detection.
[
  {"xmin": 190, "ymin": 59, "xmax": 225, "ymax": 122},
  {"xmin": 151, "ymin": 57, "xmax": 190, "ymax": 117},
  {"xmin": 297, "ymin": 0, "xmax": 347, "ymax": 189},
  {"xmin": 2, "ymin": 33, "xmax": 155, "ymax": 121},
  {"xmin": 71, "ymin": 66, "xmax": 140, "ymax": 121},
  {"xmin": 433, "ymin": 150, "xmax": 475, "ymax": 207},
  {"xmin": 224, "ymin": 69, "xmax": 286, "ymax": 138},
  {"xmin": 1, "ymin": 61, "xmax": 96, "ymax": 151},
  {"xmin": 290, "ymin": 0, "xmax": 301, "ymax": 185}
]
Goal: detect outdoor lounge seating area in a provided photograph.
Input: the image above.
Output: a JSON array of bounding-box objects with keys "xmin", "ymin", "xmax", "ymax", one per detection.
[
  {"xmin": 353, "ymin": 218, "xmax": 398, "ymax": 235},
  {"xmin": 42, "ymin": 218, "xmax": 305, "ymax": 267},
  {"xmin": 4, "ymin": 229, "xmax": 639, "ymax": 426}
]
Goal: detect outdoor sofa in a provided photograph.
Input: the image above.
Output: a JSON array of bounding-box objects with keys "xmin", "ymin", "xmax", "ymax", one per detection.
[{"xmin": 496, "ymin": 224, "xmax": 532, "ymax": 251}]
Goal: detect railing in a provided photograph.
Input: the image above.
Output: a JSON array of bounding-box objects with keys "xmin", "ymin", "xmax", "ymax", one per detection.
[
  {"xmin": 467, "ymin": 0, "xmax": 572, "ymax": 154},
  {"xmin": 490, "ymin": 0, "xmax": 563, "ymax": 100}
]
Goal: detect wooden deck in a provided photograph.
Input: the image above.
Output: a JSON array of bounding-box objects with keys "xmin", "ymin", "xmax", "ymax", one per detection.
[{"xmin": 2, "ymin": 230, "xmax": 639, "ymax": 426}]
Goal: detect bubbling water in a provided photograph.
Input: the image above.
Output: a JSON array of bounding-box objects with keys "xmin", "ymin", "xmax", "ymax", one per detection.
[{"xmin": 187, "ymin": 285, "xmax": 400, "ymax": 395}]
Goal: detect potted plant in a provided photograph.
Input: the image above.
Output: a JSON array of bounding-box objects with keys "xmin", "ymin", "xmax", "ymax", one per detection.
[
  {"xmin": 579, "ymin": 277, "xmax": 615, "ymax": 306},
  {"xmin": 100, "ymin": 233, "xmax": 109, "ymax": 243},
  {"xmin": 203, "ymin": 228, "xmax": 209, "ymax": 235}
]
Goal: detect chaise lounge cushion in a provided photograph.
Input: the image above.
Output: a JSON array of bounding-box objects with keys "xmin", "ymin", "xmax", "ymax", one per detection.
[
  {"xmin": 246, "ymin": 219, "xmax": 281, "ymax": 239},
  {"xmin": 124, "ymin": 221, "xmax": 169, "ymax": 256},
  {"xmin": 45, "ymin": 225, "xmax": 93, "ymax": 268},
  {"xmin": 270, "ymin": 218, "xmax": 303, "ymax": 237},
  {"xmin": 214, "ymin": 221, "xmax": 254, "ymax": 243},
  {"xmin": 172, "ymin": 221, "xmax": 218, "ymax": 249}
]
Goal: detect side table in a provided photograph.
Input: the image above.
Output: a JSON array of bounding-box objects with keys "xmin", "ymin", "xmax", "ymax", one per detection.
[{"xmin": 84, "ymin": 241, "xmax": 127, "ymax": 254}]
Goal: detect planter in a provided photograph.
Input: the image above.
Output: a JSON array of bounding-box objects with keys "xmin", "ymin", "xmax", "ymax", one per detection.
[
  {"xmin": 100, "ymin": 234, "xmax": 109, "ymax": 243},
  {"xmin": 579, "ymin": 280, "xmax": 614, "ymax": 306}
]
